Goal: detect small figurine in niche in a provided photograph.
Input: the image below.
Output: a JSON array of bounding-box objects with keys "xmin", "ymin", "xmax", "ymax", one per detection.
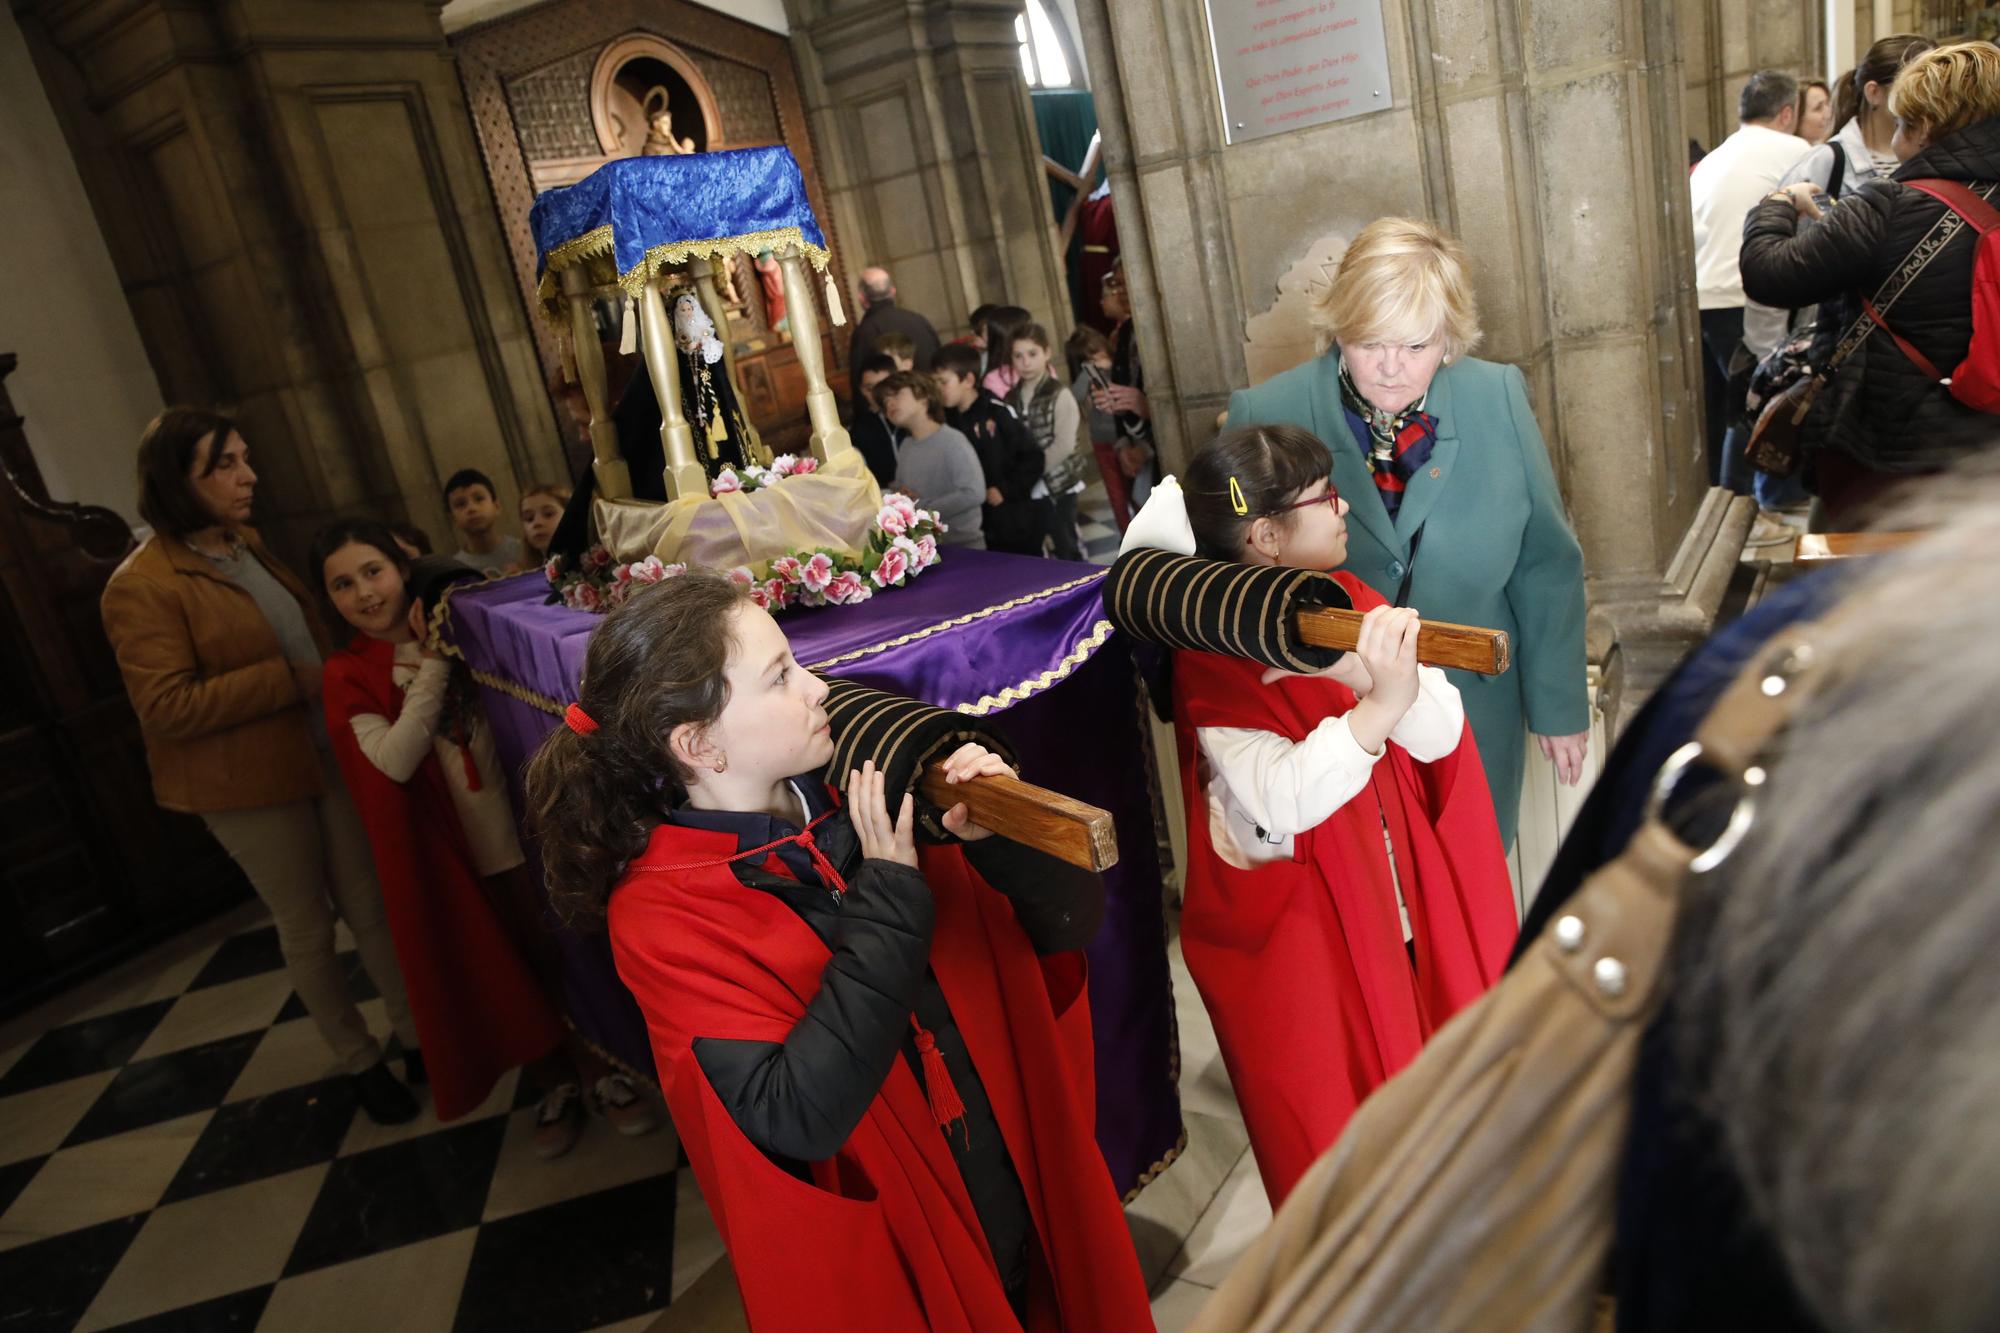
[
  {"xmin": 671, "ymin": 291, "xmax": 752, "ymax": 475},
  {"xmin": 640, "ymin": 87, "xmax": 696, "ymax": 156},
  {"xmin": 754, "ymin": 250, "xmax": 789, "ymax": 336}
]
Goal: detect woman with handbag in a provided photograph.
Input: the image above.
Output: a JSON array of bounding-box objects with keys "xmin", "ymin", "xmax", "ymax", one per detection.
[{"xmin": 1741, "ymin": 40, "xmax": 2000, "ymax": 528}]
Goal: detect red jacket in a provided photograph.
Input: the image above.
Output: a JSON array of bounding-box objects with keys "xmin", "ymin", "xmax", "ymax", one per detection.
[
  {"xmin": 1172, "ymin": 571, "xmax": 1517, "ymax": 1205},
  {"xmin": 324, "ymin": 635, "xmax": 564, "ymax": 1119},
  {"xmin": 609, "ymin": 820, "xmax": 1152, "ymax": 1332}
]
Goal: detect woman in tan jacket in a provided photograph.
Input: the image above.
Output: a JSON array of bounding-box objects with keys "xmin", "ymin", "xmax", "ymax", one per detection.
[{"xmin": 101, "ymin": 408, "xmax": 421, "ymax": 1124}]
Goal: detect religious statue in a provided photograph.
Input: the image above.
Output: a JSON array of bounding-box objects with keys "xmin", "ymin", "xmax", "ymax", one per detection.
[
  {"xmin": 671, "ymin": 291, "xmax": 750, "ymax": 472},
  {"xmin": 640, "ymin": 87, "xmax": 696, "ymax": 156},
  {"xmin": 754, "ymin": 250, "xmax": 789, "ymax": 336}
]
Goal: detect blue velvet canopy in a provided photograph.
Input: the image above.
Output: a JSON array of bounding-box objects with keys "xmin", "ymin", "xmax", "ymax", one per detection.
[{"xmin": 529, "ymin": 146, "xmax": 831, "ymax": 322}]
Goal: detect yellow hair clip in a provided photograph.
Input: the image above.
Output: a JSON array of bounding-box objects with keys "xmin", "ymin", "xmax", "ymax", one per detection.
[{"xmin": 1229, "ymin": 476, "xmax": 1248, "ymax": 516}]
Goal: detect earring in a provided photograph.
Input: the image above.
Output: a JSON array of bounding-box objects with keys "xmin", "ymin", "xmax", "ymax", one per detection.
[{"xmin": 714, "ymin": 757, "xmax": 728, "ymax": 774}]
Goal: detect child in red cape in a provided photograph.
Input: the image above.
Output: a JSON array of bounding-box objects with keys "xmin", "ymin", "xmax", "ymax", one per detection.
[
  {"xmin": 522, "ymin": 573, "xmax": 1151, "ymax": 1332},
  {"xmin": 1124, "ymin": 424, "xmax": 1518, "ymax": 1208},
  {"xmin": 314, "ymin": 521, "xmax": 655, "ymax": 1151}
]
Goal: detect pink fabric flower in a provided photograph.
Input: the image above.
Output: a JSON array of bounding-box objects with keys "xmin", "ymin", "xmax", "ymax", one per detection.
[
  {"xmin": 566, "ymin": 581, "xmax": 603, "ymax": 613},
  {"xmin": 583, "ymin": 544, "xmax": 613, "ymax": 572},
  {"xmin": 789, "ymin": 456, "xmax": 819, "ymax": 475},
  {"xmin": 877, "ymin": 504, "xmax": 911, "ymax": 538},
  {"xmin": 769, "ymin": 454, "xmax": 799, "ymax": 478},
  {"xmin": 913, "ymin": 535, "xmax": 939, "ymax": 570},
  {"xmin": 800, "ymin": 552, "xmax": 835, "ymax": 593},
  {"xmin": 826, "ymin": 570, "xmax": 869, "ymax": 605},
  {"xmin": 758, "ymin": 577, "xmax": 793, "ymax": 611},
  {"xmin": 543, "ymin": 557, "xmax": 563, "ymax": 584},
  {"xmin": 871, "ymin": 544, "xmax": 910, "ymax": 589},
  {"xmin": 725, "ymin": 566, "xmax": 756, "ymax": 589},
  {"xmin": 625, "ymin": 556, "xmax": 671, "ymax": 585},
  {"xmin": 770, "ymin": 555, "xmax": 803, "ymax": 584},
  {"xmin": 711, "ymin": 468, "xmax": 743, "ymax": 496}
]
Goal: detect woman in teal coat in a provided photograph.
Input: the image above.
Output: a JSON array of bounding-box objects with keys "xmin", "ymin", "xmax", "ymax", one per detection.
[{"xmin": 1227, "ymin": 218, "xmax": 1589, "ymax": 848}]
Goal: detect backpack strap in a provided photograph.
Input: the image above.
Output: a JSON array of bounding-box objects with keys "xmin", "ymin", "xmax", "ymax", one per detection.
[
  {"xmin": 1825, "ymin": 142, "xmax": 1847, "ymax": 199},
  {"xmin": 1862, "ymin": 296, "xmax": 1946, "ymax": 382},
  {"xmin": 1905, "ymin": 178, "xmax": 2000, "ymax": 233}
]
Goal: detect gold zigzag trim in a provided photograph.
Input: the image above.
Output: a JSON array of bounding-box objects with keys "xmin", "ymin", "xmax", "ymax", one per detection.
[
  {"xmin": 802, "ymin": 570, "xmax": 1109, "ymax": 671},
  {"xmin": 468, "ymin": 666, "xmax": 565, "ymax": 717},
  {"xmin": 953, "ymin": 619, "xmax": 1116, "ymax": 716}
]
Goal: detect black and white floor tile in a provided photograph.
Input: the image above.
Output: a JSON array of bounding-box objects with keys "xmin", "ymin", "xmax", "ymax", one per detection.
[
  {"xmin": 0, "ymin": 905, "xmax": 708, "ymax": 1333},
  {"xmin": 1078, "ymin": 481, "xmax": 1123, "ymax": 565}
]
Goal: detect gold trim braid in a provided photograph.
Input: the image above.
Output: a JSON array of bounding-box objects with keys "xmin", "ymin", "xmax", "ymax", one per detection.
[
  {"xmin": 953, "ymin": 619, "xmax": 1116, "ymax": 716},
  {"xmin": 468, "ymin": 666, "xmax": 566, "ymax": 717}
]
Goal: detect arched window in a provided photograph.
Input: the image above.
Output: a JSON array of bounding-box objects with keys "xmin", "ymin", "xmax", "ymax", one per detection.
[{"xmin": 1017, "ymin": 0, "xmax": 1074, "ymax": 88}]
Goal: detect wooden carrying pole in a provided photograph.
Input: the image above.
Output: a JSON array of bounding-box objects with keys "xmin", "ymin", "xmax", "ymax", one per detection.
[
  {"xmin": 1294, "ymin": 606, "xmax": 1512, "ymax": 676},
  {"xmin": 916, "ymin": 766, "xmax": 1120, "ymax": 874}
]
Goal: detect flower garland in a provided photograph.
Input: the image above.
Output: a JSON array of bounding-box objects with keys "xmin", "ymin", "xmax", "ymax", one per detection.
[
  {"xmin": 708, "ymin": 453, "xmax": 816, "ymax": 495},
  {"xmin": 546, "ymin": 490, "xmax": 947, "ymax": 615}
]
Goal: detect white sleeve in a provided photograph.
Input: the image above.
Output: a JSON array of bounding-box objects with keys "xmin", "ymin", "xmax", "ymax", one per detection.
[
  {"xmin": 1387, "ymin": 665, "xmax": 1466, "ymax": 764},
  {"xmin": 347, "ymin": 657, "xmax": 451, "ymax": 782},
  {"xmin": 1198, "ymin": 717, "xmax": 1382, "ymax": 840},
  {"xmin": 1743, "ymin": 300, "xmax": 1791, "ymax": 360}
]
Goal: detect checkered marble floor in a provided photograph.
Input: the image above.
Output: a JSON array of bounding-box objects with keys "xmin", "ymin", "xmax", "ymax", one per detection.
[{"xmin": 0, "ymin": 903, "xmax": 713, "ymax": 1333}]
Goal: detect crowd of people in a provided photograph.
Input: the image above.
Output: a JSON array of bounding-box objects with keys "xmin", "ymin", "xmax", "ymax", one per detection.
[
  {"xmin": 844, "ymin": 261, "xmax": 1157, "ymax": 557},
  {"xmin": 90, "ymin": 39, "xmax": 2000, "ymax": 1323},
  {"xmin": 99, "ymin": 417, "xmax": 648, "ymax": 1153}
]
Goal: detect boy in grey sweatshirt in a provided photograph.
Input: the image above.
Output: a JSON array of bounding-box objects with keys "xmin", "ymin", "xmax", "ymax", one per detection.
[{"xmin": 878, "ymin": 370, "xmax": 987, "ymax": 547}]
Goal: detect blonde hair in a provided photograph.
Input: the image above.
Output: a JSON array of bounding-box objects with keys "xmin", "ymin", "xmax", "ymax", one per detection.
[
  {"xmin": 1887, "ymin": 41, "xmax": 2000, "ymax": 144},
  {"xmin": 1311, "ymin": 217, "xmax": 1483, "ymax": 360}
]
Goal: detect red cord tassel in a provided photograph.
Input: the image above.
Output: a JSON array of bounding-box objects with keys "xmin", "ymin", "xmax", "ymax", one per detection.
[
  {"xmin": 912, "ymin": 1024, "xmax": 967, "ymax": 1142},
  {"xmin": 461, "ymin": 746, "xmax": 483, "ymax": 792}
]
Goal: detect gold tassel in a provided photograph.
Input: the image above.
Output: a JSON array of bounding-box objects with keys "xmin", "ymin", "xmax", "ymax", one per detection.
[
  {"xmin": 619, "ymin": 297, "xmax": 637, "ymax": 355},
  {"xmin": 824, "ymin": 272, "xmax": 847, "ymax": 326},
  {"xmin": 707, "ymin": 408, "xmax": 729, "ymax": 450}
]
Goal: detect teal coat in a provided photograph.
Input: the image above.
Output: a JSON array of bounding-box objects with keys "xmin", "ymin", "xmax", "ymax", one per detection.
[{"xmin": 1227, "ymin": 354, "xmax": 1588, "ymax": 847}]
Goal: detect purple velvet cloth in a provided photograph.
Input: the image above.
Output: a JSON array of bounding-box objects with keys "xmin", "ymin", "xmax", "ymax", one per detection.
[{"xmin": 444, "ymin": 550, "xmax": 1183, "ymax": 1195}]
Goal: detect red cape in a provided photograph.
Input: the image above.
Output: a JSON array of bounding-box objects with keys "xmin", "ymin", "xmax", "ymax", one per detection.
[
  {"xmin": 324, "ymin": 635, "xmax": 564, "ymax": 1120},
  {"xmin": 1172, "ymin": 572, "xmax": 1517, "ymax": 1206},
  {"xmin": 608, "ymin": 819, "xmax": 1152, "ymax": 1333}
]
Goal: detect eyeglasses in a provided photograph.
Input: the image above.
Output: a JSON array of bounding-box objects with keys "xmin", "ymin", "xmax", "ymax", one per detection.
[{"xmin": 1270, "ymin": 482, "xmax": 1340, "ymax": 515}]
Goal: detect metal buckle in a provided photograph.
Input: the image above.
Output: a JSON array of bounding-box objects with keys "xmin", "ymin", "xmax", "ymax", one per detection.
[{"xmin": 1646, "ymin": 741, "xmax": 1767, "ymax": 874}]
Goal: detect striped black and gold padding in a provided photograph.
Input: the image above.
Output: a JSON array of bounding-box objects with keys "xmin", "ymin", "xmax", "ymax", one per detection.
[
  {"xmin": 820, "ymin": 676, "xmax": 1019, "ymax": 837},
  {"xmin": 1103, "ymin": 545, "xmax": 1354, "ymax": 673}
]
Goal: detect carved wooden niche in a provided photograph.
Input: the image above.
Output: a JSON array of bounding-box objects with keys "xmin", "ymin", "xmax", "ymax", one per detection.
[{"xmin": 590, "ymin": 34, "xmax": 722, "ymax": 162}]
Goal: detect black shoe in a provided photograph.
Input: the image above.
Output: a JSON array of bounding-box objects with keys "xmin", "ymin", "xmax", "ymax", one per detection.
[
  {"xmin": 350, "ymin": 1059, "xmax": 420, "ymax": 1125},
  {"xmin": 403, "ymin": 1049, "xmax": 427, "ymax": 1086}
]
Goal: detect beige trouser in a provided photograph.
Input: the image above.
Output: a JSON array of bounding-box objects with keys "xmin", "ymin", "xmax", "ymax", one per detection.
[{"xmin": 201, "ymin": 747, "xmax": 419, "ymax": 1075}]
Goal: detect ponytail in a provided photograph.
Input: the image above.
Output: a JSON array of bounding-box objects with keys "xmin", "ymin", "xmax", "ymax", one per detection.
[{"xmin": 525, "ymin": 573, "xmax": 748, "ymax": 922}]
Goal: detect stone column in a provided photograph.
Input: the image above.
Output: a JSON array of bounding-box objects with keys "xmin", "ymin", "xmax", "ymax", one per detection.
[
  {"xmin": 15, "ymin": 0, "xmax": 567, "ymax": 564},
  {"xmin": 783, "ymin": 0, "xmax": 1071, "ymax": 342},
  {"xmin": 1075, "ymin": 0, "xmax": 1760, "ymax": 701},
  {"xmin": 1680, "ymin": 0, "xmax": 1824, "ymax": 152}
]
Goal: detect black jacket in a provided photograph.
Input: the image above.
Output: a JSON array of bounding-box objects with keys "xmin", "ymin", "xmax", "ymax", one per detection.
[
  {"xmin": 677, "ymin": 778, "xmax": 1105, "ymax": 1301},
  {"xmin": 1741, "ymin": 117, "xmax": 2000, "ymax": 474},
  {"xmin": 849, "ymin": 406, "xmax": 901, "ymax": 487},
  {"xmin": 947, "ymin": 391, "xmax": 1048, "ymax": 556}
]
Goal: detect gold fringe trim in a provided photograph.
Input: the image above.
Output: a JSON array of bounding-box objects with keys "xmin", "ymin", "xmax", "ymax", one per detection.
[
  {"xmin": 802, "ymin": 570, "xmax": 1109, "ymax": 671},
  {"xmin": 953, "ymin": 619, "xmax": 1116, "ymax": 716},
  {"xmin": 538, "ymin": 224, "xmax": 832, "ymax": 328}
]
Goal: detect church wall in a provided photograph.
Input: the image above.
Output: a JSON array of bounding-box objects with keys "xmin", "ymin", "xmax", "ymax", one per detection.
[
  {"xmin": 15, "ymin": 0, "xmax": 567, "ymax": 564},
  {"xmin": 0, "ymin": 8, "xmax": 160, "ymax": 523}
]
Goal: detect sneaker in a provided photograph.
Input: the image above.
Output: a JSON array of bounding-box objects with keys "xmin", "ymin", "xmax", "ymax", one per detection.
[
  {"xmin": 349, "ymin": 1058, "xmax": 420, "ymax": 1125},
  {"xmin": 533, "ymin": 1082, "xmax": 584, "ymax": 1159},
  {"xmin": 403, "ymin": 1049, "xmax": 427, "ymax": 1086},
  {"xmin": 592, "ymin": 1073, "xmax": 660, "ymax": 1137}
]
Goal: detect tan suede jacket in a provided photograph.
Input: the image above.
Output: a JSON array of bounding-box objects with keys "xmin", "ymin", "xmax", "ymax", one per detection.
[{"xmin": 100, "ymin": 527, "xmax": 331, "ymax": 813}]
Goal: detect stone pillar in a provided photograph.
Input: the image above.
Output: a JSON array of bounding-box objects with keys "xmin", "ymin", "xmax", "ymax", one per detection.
[
  {"xmin": 1076, "ymin": 0, "xmax": 1762, "ymax": 702},
  {"xmin": 15, "ymin": 0, "xmax": 567, "ymax": 564},
  {"xmin": 1680, "ymin": 0, "xmax": 1824, "ymax": 152},
  {"xmin": 784, "ymin": 0, "xmax": 1070, "ymax": 342}
]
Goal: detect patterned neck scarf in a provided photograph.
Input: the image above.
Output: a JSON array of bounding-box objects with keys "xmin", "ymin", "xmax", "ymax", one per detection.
[{"xmin": 1338, "ymin": 359, "xmax": 1438, "ymax": 520}]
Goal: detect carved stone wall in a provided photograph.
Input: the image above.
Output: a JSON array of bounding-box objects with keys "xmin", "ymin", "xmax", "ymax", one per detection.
[{"xmin": 14, "ymin": 0, "xmax": 566, "ymax": 561}]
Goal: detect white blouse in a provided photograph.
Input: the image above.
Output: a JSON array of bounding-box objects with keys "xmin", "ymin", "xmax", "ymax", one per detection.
[
  {"xmin": 1196, "ymin": 666, "xmax": 1466, "ymax": 939},
  {"xmin": 348, "ymin": 642, "xmax": 524, "ymax": 877}
]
